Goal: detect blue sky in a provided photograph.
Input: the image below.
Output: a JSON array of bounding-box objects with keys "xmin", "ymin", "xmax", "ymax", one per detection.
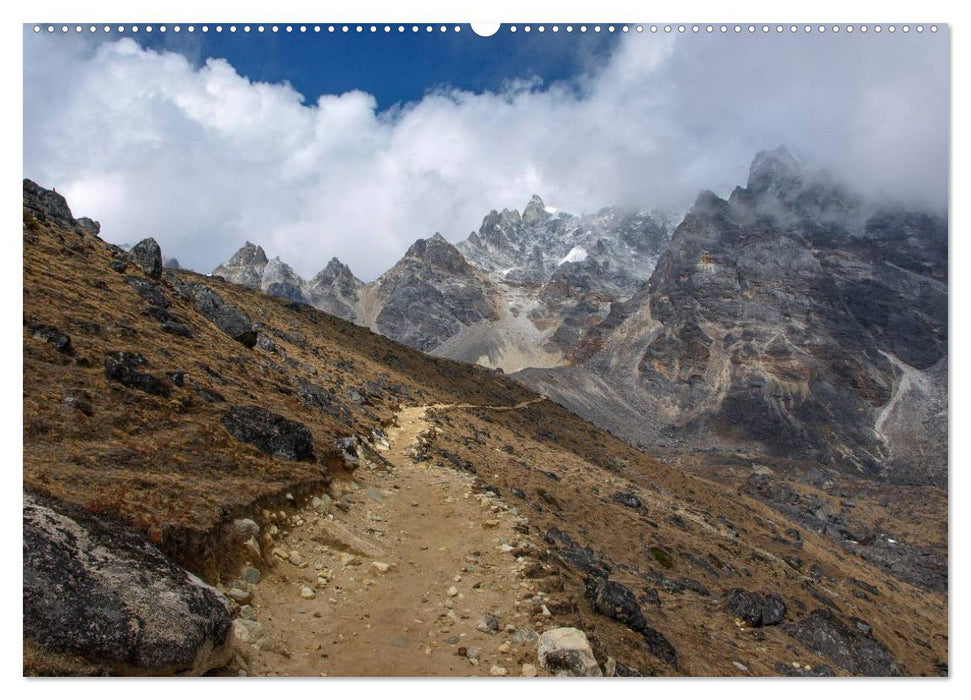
[
  {"xmin": 24, "ymin": 25, "xmax": 947, "ymax": 279},
  {"xmin": 128, "ymin": 26, "xmax": 617, "ymax": 111}
]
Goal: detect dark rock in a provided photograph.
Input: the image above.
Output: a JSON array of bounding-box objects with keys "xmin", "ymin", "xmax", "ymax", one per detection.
[
  {"xmin": 125, "ymin": 276, "xmax": 169, "ymax": 308},
  {"xmin": 784, "ymin": 608, "xmax": 902, "ymax": 676},
  {"xmin": 584, "ymin": 578, "xmax": 678, "ymax": 666},
  {"xmin": 104, "ymin": 352, "xmax": 170, "ymax": 397},
  {"xmin": 220, "ymin": 405, "xmax": 316, "ymax": 461},
  {"xmin": 126, "ymin": 238, "xmax": 163, "ymax": 279},
  {"xmin": 438, "ymin": 449, "xmax": 475, "ymax": 474},
  {"xmin": 23, "ymin": 491, "xmax": 232, "ymax": 675},
  {"xmin": 27, "ymin": 322, "xmax": 74, "ymax": 355},
  {"xmin": 161, "ymin": 321, "xmax": 193, "ymax": 338},
  {"xmin": 724, "ymin": 588, "xmax": 787, "ymax": 627},
  {"xmin": 191, "ymin": 284, "xmax": 258, "ymax": 347},
  {"xmin": 544, "ymin": 527, "xmax": 612, "ymax": 579},
  {"xmin": 511, "ymin": 487, "xmax": 527, "ymax": 499},
  {"xmin": 108, "ymin": 260, "xmax": 127, "ymax": 274},
  {"xmin": 611, "ymin": 491, "xmax": 643, "ymax": 510}
]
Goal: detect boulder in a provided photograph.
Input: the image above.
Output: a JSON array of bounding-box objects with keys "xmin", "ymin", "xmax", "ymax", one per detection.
[
  {"xmin": 537, "ymin": 627, "xmax": 602, "ymax": 677},
  {"xmin": 23, "ymin": 491, "xmax": 232, "ymax": 675},
  {"xmin": 127, "ymin": 238, "xmax": 163, "ymax": 279},
  {"xmin": 104, "ymin": 351, "xmax": 170, "ymax": 397},
  {"xmin": 784, "ymin": 608, "xmax": 902, "ymax": 676},
  {"xmin": 76, "ymin": 217, "xmax": 101, "ymax": 237},
  {"xmin": 191, "ymin": 284, "xmax": 258, "ymax": 347},
  {"xmin": 724, "ymin": 588, "xmax": 787, "ymax": 627},
  {"xmin": 220, "ymin": 405, "xmax": 316, "ymax": 461}
]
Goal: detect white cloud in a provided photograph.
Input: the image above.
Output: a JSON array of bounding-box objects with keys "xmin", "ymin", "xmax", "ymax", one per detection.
[{"xmin": 23, "ymin": 30, "xmax": 947, "ymax": 280}]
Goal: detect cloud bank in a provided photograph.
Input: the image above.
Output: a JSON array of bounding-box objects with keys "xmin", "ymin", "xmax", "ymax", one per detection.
[{"xmin": 24, "ymin": 30, "xmax": 947, "ymax": 280}]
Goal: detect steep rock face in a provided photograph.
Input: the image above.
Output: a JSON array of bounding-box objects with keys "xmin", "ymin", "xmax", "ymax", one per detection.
[
  {"xmin": 372, "ymin": 234, "xmax": 499, "ymax": 352},
  {"xmin": 535, "ymin": 148, "xmax": 947, "ymax": 484}
]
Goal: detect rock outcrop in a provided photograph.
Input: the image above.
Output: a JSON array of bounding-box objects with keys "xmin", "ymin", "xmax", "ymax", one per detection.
[
  {"xmin": 220, "ymin": 405, "xmax": 317, "ymax": 462},
  {"xmin": 23, "ymin": 491, "xmax": 233, "ymax": 675},
  {"xmin": 784, "ymin": 608, "xmax": 902, "ymax": 676}
]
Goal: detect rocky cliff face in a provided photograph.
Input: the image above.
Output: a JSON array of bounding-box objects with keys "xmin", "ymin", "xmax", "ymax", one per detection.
[{"xmin": 525, "ymin": 148, "xmax": 947, "ymax": 486}]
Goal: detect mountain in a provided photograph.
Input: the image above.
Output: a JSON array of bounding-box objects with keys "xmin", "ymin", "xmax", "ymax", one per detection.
[
  {"xmin": 212, "ymin": 195, "xmax": 675, "ymax": 371},
  {"xmin": 519, "ymin": 147, "xmax": 947, "ymax": 489},
  {"xmin": 23, "ymin": 179, "xmax": 947, "ymax": 676}
]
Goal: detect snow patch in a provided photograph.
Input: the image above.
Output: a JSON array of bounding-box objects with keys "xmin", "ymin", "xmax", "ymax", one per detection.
[
  {"xmin": 558, "ymin": 246, "xmax": 588, "ymax": 266},
  {"xmin": 544, "ymin": 206, "xmax": 558, "ymax": 214}
]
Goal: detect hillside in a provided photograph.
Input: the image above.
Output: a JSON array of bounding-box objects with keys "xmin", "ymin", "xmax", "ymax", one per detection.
[{"xmin": 23, "ymin": 180, "xmax": 946, "ymax": 677}]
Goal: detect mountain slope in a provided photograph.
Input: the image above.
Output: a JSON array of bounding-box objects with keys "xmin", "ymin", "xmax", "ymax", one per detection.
[
  {"xmin": 22, "ymin": 180, "xmax": 946, "ymax": 676},
  {"xmin": 521, "ymin": 148, "xmax": 947, "ymax": 487}
]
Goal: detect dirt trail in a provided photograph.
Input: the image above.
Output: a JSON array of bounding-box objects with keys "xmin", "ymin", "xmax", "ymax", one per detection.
[{"xmin": 231, "ymin": 400, "xmax": 549, "ymax": 677}]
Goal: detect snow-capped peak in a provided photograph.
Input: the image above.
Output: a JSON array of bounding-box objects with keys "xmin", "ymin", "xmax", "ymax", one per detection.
[{"xmin": 558, "ymin": 246, "xmax": 588, "ymax": 266}]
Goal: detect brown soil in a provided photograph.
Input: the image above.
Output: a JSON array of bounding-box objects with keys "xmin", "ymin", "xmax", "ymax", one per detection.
[{"xmin": 236, "ymin": 402, "xmax": 550, "ymax": 677}]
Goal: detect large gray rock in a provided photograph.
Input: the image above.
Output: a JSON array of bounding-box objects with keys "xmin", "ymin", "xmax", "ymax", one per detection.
[
  {"xmin": 127, "ymin": 238, "xmax": 163, "ymax": 279},
  {"xmin": 23, "ymin": 491, "xmax": 232, "ymax": 675},
  {"xmin": 191, "ymin": 284, "xmax": 258, "ymax": 347}
]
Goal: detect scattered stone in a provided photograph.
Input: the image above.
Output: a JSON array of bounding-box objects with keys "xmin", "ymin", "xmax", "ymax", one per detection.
[
  {"xmin": 584, "ymin": 576, "xmax": 677, "ymax": 665},
  {"xmin": 476, "ymin": 613, "xmax": 500, "ymax": 634},
  {"xmin": 537, "ymin": 627, "xmax": 602, "ymax": 677},
  {"xmin": 447, "ymin": 586, "xmax": 459, "ymax": 597},
  {"xmin": 371, "ymin": 561, "xmax": 390, "ymax": 574},
  {"xmin": 220, "ymin": 405, "xmax": 316, "ymax": 462},
  {"xmin": 339, "ymin": 553, "xmax": 358, "ymax": 567},
  {"xmin": 483, "ymin": 519, "xmax": 500, "ymax": 529},
  {"xmin": 521, "ymin": 663, "xmax": 538, "ymax": 677},
  {"xmin": 732, "ymin": 661, "xmax": 749, "ymax": 672},
  {"xmin": 233, "ymin": 519, "xmax": 260, "ymax": 541},
  {"xmin": 288, "ymin": 551, "xmax": 304, "ymax": 567},
  {"xmin": 226, "ymin": 587, "xmax": 252, "ymax": 605},
  {"xmin": 512, "ymin": 626, "xmax": 539, "ymax": 644},
  {"xmin": 490, "ymin": 665, "xmax": 508, "ymax": 676},
  {"xmin": 300, "ymin": 586, "xmax": 316, "ymax": 600}
]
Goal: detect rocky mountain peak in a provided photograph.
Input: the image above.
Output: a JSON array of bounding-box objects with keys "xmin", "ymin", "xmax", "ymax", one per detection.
[
  {"xmin": 231, "ymin": 242, "xmax": 268, "ymax": 267},
  {"xmin": 522, "ymin": 194, "xmax": 551, "ymax": 226},
  {"xmin": 747, "ymin": 146, "xmax": 804, "ymax": 196},
  {"xmin": 404, "ymin": 234, "xmax": 472, "ymax": 276}
]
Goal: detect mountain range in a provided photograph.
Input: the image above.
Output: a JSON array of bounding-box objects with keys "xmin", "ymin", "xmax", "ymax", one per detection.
[{"xmin": 211, "ymin": 148, "xmax": 948, "ymax": 488}]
